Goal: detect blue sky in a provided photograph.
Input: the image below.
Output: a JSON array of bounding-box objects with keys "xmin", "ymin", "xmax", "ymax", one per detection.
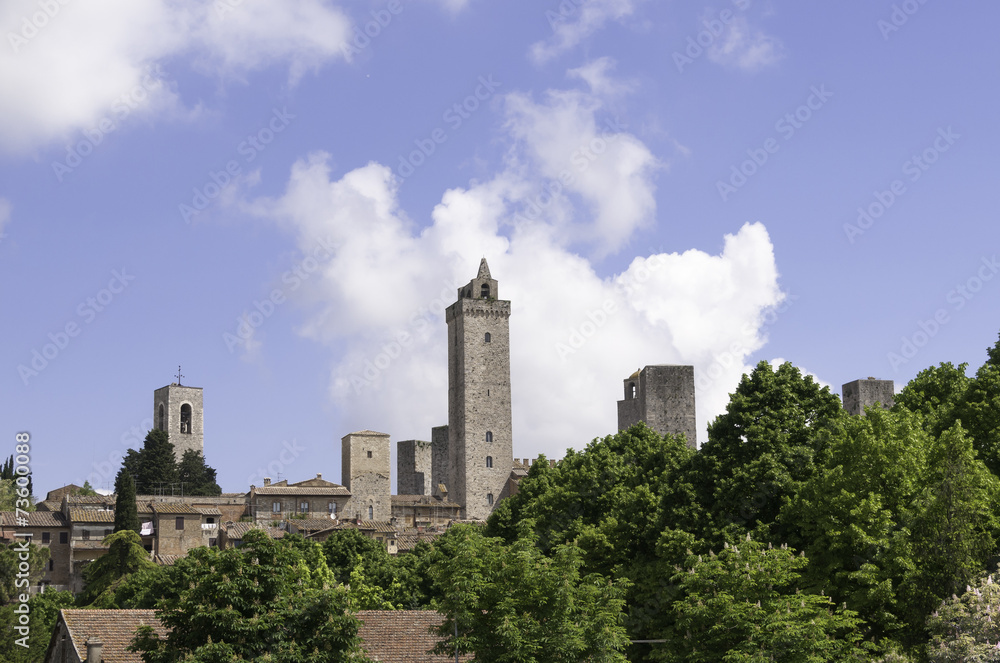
[{"xmin": 1, "ymin": 0, "xmax": 998, "ymax": 495}]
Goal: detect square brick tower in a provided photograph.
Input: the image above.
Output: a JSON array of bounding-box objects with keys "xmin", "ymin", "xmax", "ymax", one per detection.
[
  {"xmin": 617, "ymin": 365, "xmax": 697, "ymax": 448},
  {"xmin": 341, "ymin": 430, "xmax": 391, "ymax": 521},
  {"xmin": 842, "ymin": 378, "xmax": 895, "ymax": 415},
  {"xmin": 446, "ymin": 258, "xmax": 513, "ymax": 520},
  {"xmin": 153, "ymin": 383, "xmax": 204, "ymax": 462}
]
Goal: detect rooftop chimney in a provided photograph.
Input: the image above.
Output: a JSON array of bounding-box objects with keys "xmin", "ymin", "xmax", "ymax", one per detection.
[
  {"xmin": 86, "ymin": 637, "xmax": 103, "ymax": 662},
  {"xmin": 316, "ymin": 473, "xmax": 322, "ymax": 479},
  {"xmin": 263, "ymin": 478, "xmax": 271, "ymax": 486}
]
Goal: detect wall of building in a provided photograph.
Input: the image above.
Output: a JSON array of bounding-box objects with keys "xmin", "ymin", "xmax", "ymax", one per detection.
[
  {"xmin": 342, "ymin": 432, "xmax": 391, "ymax": 521},
  {"xmin": 446, "ymin": 295, "xmax": 513, "ymax": 520},
  {"xmin": 153, "ymin": 384, "xmax": 204, "ymax": 461},
  {"xmin": 396, "ymin": 440, "xmax": 432, "ymax": 496},
  {"xmin": 842, "ymin": 378, "xmax": 895, "ymax": 415}
]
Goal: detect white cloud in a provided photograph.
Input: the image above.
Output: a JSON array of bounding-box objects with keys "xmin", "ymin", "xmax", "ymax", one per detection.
[
  {"xmin": 502, "ymin": 87, "xmax": 659, "ymax": 255},
  {"xmin": 240, "ymin": 76, "xmax": 785, "ymax": 456},
  {"xmin": 705, "ymin": 15, "xmax": 783, "ymax": 71},
  {"xmin": 530, "ymin": 0, "xmax": 639, "ymax": 64},
  {"xmin": 0, "ymin": 0, "xmax": 352, "ymax": 153},
  {"xmin": 567, "ymin": 56, "xmax": 634, "ymax": 97}
]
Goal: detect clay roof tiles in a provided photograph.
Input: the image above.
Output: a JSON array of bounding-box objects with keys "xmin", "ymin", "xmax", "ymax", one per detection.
[{"xmin": 58, "ymin": 609, "xmax": 166, "ymax": 663}]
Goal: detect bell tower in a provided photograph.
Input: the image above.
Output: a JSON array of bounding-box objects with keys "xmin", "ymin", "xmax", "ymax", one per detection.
[
  {"xmin": 446, "ymin": 258, "xmax": 513, "ymax": 520},
  {"xmin": 153, "ymin": 373, "xmax": 204, "ymax": 462}
]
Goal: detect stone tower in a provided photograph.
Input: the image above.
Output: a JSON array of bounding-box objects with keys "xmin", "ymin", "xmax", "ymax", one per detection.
[
  {"xmin": 153, "ymin": 383, "xmax": 204, "ymax": 462},
  {"xmin": 617, "ymin": 365, "xmax": 697, "ymax": 448},
  {"xmin": 842, "ymin": 378, "xmax": 894, "ymax": 415},
  {"xmin": 446, "ymin": 258, "xmax": 513, "ymax": 520},
  {"xmin": 341, "ymin": 430, "xmax": 391, "ymax": 521},
  {"xmin": 397, "ymin": 439, "xmax": 432, "ymax": 496}
]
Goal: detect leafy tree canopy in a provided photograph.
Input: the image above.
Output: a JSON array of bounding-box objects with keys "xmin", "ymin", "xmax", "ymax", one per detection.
[
  {"xmin": 131, "ymin": 529, "xmax": 367, "ymax": 663},
  {"xmin": 431, "ymin": 524, "xmax": 630, "ymax": 663}
]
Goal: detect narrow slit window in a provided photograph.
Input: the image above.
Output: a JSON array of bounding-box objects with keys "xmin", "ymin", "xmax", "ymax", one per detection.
[
  {"xmin": 485, "ymin": 431, "xmax": 493, "ymax": 443},
  {"xmin": 486, "ymin": 456, "xmax": 493, "ymax": 468},
  {"xmin": 487, "ymin": 493, "xmax": 494, "ymax": 506},
  {"xmin": 485, "ymin": 332, "xmax": 491, "ymax": 343}
]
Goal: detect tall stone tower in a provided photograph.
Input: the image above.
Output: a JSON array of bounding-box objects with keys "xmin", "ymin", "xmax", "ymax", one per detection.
[
  {"xmin": 153, "ymin": 383, "xmax": 204, "ymax": 462},
  {"xmin": 446, "ymin": 258, "xmax": 513, "ymax": 520},
  {"xmin": 617, "ymin": 365, "xmax": 697, "ymax": 448},
  {"xmin": 842, "ymin": 378, "xmax": 894, "ymax": 415},
  {"xmin": 341, "ymin": 430, "xmax": 391, "ymax": 521},
  {"xmin": 397, "ymin": 439, "xmax": 432, "ymax": 496}
]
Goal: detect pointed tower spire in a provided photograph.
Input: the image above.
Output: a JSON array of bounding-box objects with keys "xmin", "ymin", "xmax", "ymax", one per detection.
[{"xmin": 477, "ymin": 257, "xmax": 492, "ymax": 279}]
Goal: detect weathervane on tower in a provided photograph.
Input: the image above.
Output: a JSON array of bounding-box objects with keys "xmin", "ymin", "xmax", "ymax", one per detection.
[{"xmin": 175, "ymin": 365, "xmax": 184, "ymax": 386}]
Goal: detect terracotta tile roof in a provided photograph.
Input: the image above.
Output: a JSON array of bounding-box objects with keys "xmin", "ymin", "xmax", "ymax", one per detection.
[
  {"xmin": 53, "ymin": 609, "xmax": 459, "ymax": 663},
  {"xmin": 331, "ymin": 520, "xmax": 397, "ymax": 534},
  {"xmin": 0, "ymin": 510, "xmax": 66, "ymax": 527},
  {"xmin": 253, "ymin": 485, "xmax": 351, "ymax": 496},
  {"xmin": 356, "ymin": 610, "xmax": 469, "ymax": 662},
  {"xmin": 68, "ymin": 509, "xmax": 116, "ymax": 523},
  {"xmin": 59, "ymin": 609, "xmax": 167, "ymax": 663},
  {"xmin": 289, "ymin": 518, "xmax": 339, "ymax": 531},
  {"xmin": 150, "ymin": 502, "xmax": 201, "ymax": 514},
  {"xmin": 222, "ymin": 521, "xmax": 286, "ymax": 539},
  {"xmin": 66, "ymin": 495, "xmax": 116, "ymax": 505},
  {"xmin": 195, "ymin": 506, "xmax": 222, "ymax": 516},
  {"xmin": 35, "ymin": 500, "xmax": 62, "ymax": 512},
  {"xmin": 153, "ymin": 555, "xmax": 181, "ymax": 566}
]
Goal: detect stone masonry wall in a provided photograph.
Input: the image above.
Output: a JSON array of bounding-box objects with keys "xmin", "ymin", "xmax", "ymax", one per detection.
[
  {"xmin": 397, "ymin": 439, "xmax": 432, "ymax": 495},
  {"xmin": 842, "ymin": 378, "xmax": 895, "ymax": 415},
  {"xmin": 341, "ymin": 432, "xmax": 391, "ymax": 521},
  {"xmin": 447, "ymin": 296, "xmax": 513, "ymax": 520}
]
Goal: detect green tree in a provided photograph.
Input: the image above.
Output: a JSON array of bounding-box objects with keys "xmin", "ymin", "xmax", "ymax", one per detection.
[
  {"xmin": 78, "ymin": 530, "xmax": 158, "ymax": 607},
  {"xmin": 131, "ymin": 529, "xmax": 368, "ymax": 662},
  {"xmin": 0, "ymin": 589, "xmax": 75, "ymax": 663},
  {"xmin": 0, "ymin": 540, "xmax": 49, "ymax": 604},
  {"xmin": 779, "ymin": 406, "xmax": 930, "ymax": 643},
  {"xmin": 133, "ymin": 429, "xmax": 179, "ymax": 495},
  {"xmin": 925, "ymin": 567, "xmax": 1000, "ymax": 662},
  {"xmin": 431, "ymin": 524, "xmax": 630, "ymax": 663},
  {"xmin": 176, "ymin": 450, "xmax": 221, "ymax": 496},
  {"xmin": 656, "ymin": 535, "xmax": 867, "ymax": 663},
  {"xmin": 78, "ymin": 480, "xmax": 99, "ymax": 496},
  {"xmin": 693, "ymin": 360, "xmax": 844, "ymax": 543},
  {"xmin": 113, "ymin": 468, "xmax": 140, "ymax": 534},
  {"xmin": 901, "ymin": 424, "xmax": 1000, "ymax": 631}
]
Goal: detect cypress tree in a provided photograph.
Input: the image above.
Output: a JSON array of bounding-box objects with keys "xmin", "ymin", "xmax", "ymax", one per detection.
[
  {"xmin": 113, "ymin": 469, "xmax": 140, "ymax": 534},
  {"xmin": 135, "ymin": 429, "xmax": 178, "ymax": 495}
]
